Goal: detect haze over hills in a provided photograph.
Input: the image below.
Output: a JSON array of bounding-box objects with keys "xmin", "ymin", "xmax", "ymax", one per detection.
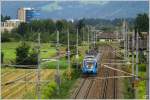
[{"xmin": 1, "ymin": 1, "xmax": 149, "ymax": 20}]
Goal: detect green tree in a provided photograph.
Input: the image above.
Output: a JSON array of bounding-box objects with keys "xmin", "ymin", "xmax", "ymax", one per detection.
[
  {"xmin": 135, "ymin": 13, "xmax": 149, "ymax": 37},
  {"xmin": 56, "ymin": 20, "xmax": 68, "ymax": 32},
  {"xmin": 16, "ymin": 42, "xmax": 30, "ymax": 65},
  {"xmin": 17, "ymin": 23, "xmax": 30, "ymax": 37},
  {"xmin": 16, "ymin": 42, "xmax": 38, "ymax": 65},
  {"xmin": 1, "ymin": 52, "xmax": 4, "ymax": 64},
  {"xmin": 1, "ymin": 15, "xmax": 11, "ymax": 22}
]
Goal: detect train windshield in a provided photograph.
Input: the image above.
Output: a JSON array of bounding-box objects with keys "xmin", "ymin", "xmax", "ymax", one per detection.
[{"xmin": 84, "ymin": 60, "xmax": 95, "ymax": 68}]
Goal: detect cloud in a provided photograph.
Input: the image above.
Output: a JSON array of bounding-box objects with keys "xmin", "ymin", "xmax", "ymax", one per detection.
[
  {"xmin": 79, "ymin": 1, "xmax": 109, "ymax": 5},
  {"xmin": 41, "ymin": 2, "xmax": 62, "ymax": 12}
]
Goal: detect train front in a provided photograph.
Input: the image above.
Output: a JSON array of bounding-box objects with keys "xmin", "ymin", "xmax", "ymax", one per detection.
[{"xmin": 82, "ymin": 56, "xmax": 97, "ymax": 74}]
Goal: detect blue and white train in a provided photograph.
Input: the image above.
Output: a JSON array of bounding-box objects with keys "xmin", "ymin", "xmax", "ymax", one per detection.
[{"xmin": 82, "ymin": 52, "xmax": 101, "ymax": 74}]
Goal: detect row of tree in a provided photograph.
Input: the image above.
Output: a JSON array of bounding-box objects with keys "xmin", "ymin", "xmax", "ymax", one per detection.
[
  {"xmin": 1, "ymin": 13, "xmax": 148, "ymax": 43},
  {"xmin": 1, "ymin": 16, "xmax": 138, "ymax": 43},
  {"xmin": 1, "ymin": 15, "xmax": 11, "ymax": 22}
]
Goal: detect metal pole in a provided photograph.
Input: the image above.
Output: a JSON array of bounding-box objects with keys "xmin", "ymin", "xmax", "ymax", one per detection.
[
  {"xmin": 123, "ymin": 20, "xmax": 126, "ymax": 61},
  {"xmin": 132, "ymin": 31, "xmax": 135, "ymax": 75},
  {"xmin": 37, "ymin": 33, "xmax": 41, "ymax": 99},
  {"xmin": 83, "ymin": 27, "xmax": 84, "ymax": 42},
  {"xmin": 94, "ymin": 31, "xmax": 96, "ymax": 48},
  {"xmin": 88, "ymin": 26, "xmax": 90, "ymax": 53},
  {"xmin": 96, "ymin": 32, "xmax": 97, "ymax": 43},
  {"xmin": 135, "ymin": 31, "xmax": 139, "ymax": 99},
  {"xmin": 76, "ymin": 28, "xmax": 79, "ymax": 70},
  {"xmin": 127, "ymin": 27, "xmax": 129, "ymax": 61},
  {"xmin": 136, "ymin": 32, "xmax": 139, "ymax": 80},
  {"xmin": 146, "ymin": 31, "xmax": 149, "ymax": 99},
  {"xmin": 57, "ymin": 30, "xmax": 60, "ymax": 75},
  {"xmin": 128, "ymin": 31, "xmax": 130, "ymax": 60},
  {"xmin": 56, "ymin": 30, "xmax": 60, "ymax": 94},
  {"xmin": 125, "ymin": 21, "xmax": 128, "ymax": 60},
  {"xmin": 67, "ymin": 29, "xmax": 71, "ymax": 71}
]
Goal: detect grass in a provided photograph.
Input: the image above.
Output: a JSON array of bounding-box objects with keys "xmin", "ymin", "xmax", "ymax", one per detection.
[
  {"xmin": 123, "ymin": 78, "xmax": 134, "ymax": 99},
  {"xmin": 136, "ymin": 64, "xmax": 146, "ymax": 99},
  {"xmin": 41, "ymin": 58, "xmax": 68, "ymax": 69},
  {"xmin": 2, "ymin": 42, "xmax": 57, "ymax": 63},
  {"xmin": 1, "ymin": 67, "xmax": 58, "ymax": 99},
  {"xmin": 49, "ymin": 69, "xmax": 81, "ymax": 99},
  {"xmin": 124, "ymin": 55, "xmax": 146, "ymax": 99}
]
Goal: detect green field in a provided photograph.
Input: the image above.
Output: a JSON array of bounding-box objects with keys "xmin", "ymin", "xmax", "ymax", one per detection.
[
  {"xmin": 2, "ymin": 42, "xmax": 57, "ymax": 63},
  {"xmin": 2, "ymin": 42, "xmax": 88, "ymax": 69}
]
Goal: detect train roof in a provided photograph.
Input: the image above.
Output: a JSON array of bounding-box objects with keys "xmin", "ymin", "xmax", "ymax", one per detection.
[{"xmin": 84, "ymin": 53, "xmax": 101, "ymax": 61}]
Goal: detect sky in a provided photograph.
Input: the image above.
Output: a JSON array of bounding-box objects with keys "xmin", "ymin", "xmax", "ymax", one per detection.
[{"xmin": 1, "ymin": 1, "xmax": 149, "ymax": 20}]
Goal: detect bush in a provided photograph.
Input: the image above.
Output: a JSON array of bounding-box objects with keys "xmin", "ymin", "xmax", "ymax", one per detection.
[
  {"xmin": 41, "ymin": 81, "xmax": 57, "ymax": 99},
  {"xmin": 16, "ymin": 42, "xmax": 38, "ymax": 65},
  {"xmin": 28, "ymin": 49, "xmax": 38, "ymax": 65},
  {"xmin": 1, "ymin": 52, "xmax": 4, "ymax": 64},
  {"xmin": 1, "ymin": 31, "xmax": 11, "ymax": 42},
  {"xmin": 16, "ymin": 42, "xmax": 30, "ymax": 65},
  {"xmin": 138, "ymin": 64, "xmax": 146, "ymax": 72}
]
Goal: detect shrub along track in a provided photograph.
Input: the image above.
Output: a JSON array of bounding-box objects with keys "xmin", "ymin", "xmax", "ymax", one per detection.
[{"xmin": 71, "ymin": 45, "xmax": 120, "ymax": 99}]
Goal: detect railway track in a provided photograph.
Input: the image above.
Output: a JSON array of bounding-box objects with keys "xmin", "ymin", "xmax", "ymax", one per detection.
[
  {"xmin": 101, "ymin": 67, "xmax": 109, "ymax": 98},
  {"xmin": 71, "ymin": 45, "xmax": 120, "ymax": 99},
  {"xmin": 113, "ymin": 70, "xmax": 117, "ymax": 99},
  {"xmin": 72, "ymin": 78, "xmax": 94, "ymax": 99}
]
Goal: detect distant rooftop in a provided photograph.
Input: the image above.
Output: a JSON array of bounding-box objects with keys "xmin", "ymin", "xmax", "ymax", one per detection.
[
  {"xmin": 6, "ymin": 19, "xmax": 21, "ymax": 22},
  {"xmin": 22, "ymin": 7, "xmax": 34, "ymax": 10}
]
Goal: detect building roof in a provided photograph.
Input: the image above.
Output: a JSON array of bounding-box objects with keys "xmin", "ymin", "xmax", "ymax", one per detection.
[
  {"xmin": 6, "ymin": 19, "xmax": 21, "ymax": 22},
  {"xmin": 23, "ymin": 7, "xmax": 34, "ymax": 10},
  {"xmin": 97, "ymin": 32, "xmax": 122, "ymax": 39}
]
